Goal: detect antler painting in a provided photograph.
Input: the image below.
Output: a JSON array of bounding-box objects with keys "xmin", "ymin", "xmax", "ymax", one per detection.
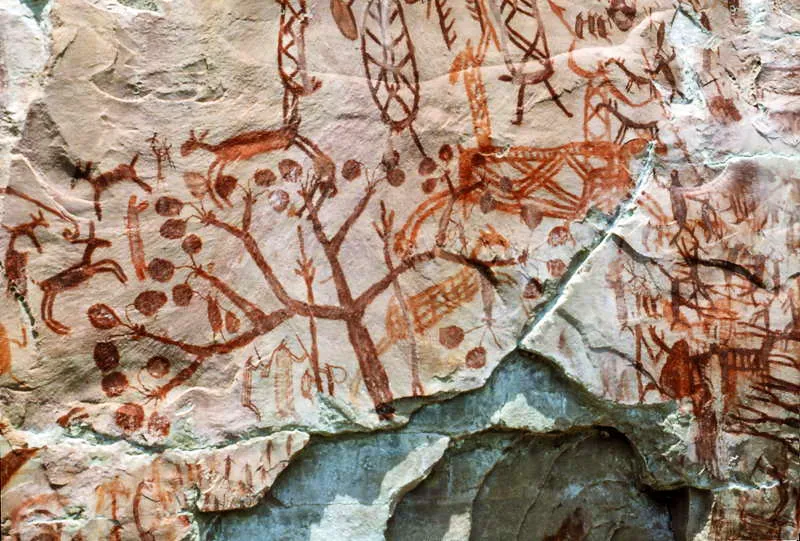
[{"xmin": 1, "ymin": 0, "xmax": 797, "ymax": 539}]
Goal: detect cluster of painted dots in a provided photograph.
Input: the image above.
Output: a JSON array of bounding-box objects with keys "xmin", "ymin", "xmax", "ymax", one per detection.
[
  {"xmin": 93, "ymin": 340, "xmax": 172, "ymax": 436},
  {"xmin": 437, "ymin": 325, "xmax": 487, "ymax": 369}
]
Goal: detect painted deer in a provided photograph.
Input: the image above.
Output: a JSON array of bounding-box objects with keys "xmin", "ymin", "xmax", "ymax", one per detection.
[
  {"xmin": 72, "ymin": 153, "xmax": 151, "ymax": 221},
  {"xmin": 567, "ymin": 44, "xmax": 663, "ymax": 146},
  {"xmin": 181, "ymin": 0, "xmax": 335, "ymax": 209},
  {"xmin": 180, "ymin": 125, "xmax": 296, "ymax": 207},
  {"xmin": 3, "ymin": 211, "xmax": 48, "ymax": 297},
  {"xmin": 180, "ymin": 123, "xmax": 336, "ymax": 206},
  {"xmin": 38, "ymin": 223, "xmax": 127, "ymax": 335}
]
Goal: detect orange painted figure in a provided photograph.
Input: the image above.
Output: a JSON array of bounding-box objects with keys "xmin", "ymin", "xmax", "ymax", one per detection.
[
  {"xmin": 395, "ymin": 4, "xmax": 650, "ymax": 252},
  {"xmin": 260, "ymin": 340, "xmax": 308, "ymax": 418}
]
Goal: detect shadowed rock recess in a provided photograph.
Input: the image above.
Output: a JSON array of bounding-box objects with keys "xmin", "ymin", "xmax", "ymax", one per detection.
[{"xmin": 1, "ymin": 1, "xmax": 797, "ymax": 539}]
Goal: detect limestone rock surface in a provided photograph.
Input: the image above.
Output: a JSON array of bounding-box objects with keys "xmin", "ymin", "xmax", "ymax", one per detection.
[{"xmin": 1, "ymin": 0, "xmax": 797, "ymax": 539}]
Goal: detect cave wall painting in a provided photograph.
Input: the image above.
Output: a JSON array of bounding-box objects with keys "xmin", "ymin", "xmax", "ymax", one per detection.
[{"xmin": 1, "ymin": 0, "xmax": 797, "ymax": 539}]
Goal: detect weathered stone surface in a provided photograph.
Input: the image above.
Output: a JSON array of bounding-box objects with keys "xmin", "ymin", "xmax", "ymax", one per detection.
[
  {"xmin": 1, "ymin": 0, "xmax": 798, "ymax": 539},
  {"xmin": 1, "ymin": 430, "xmax": 308, "ymax": 538}
]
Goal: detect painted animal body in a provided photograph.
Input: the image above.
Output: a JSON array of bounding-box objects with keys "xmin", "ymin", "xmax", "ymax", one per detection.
[
  {"xmin": 567, "ymin": 46, "xmax": 663, "ymax": 148},
  {"xmin": 38, "ymin": 224, "xmax": 127, "ymax": 335},
  {"xmin": 3, "ymin": 211, "xmax": 48, "ymax": 296},
  {"xmin": 72, "ymin": 154, "xmax": 151, "ymax": 220},
  {"xmin": 180, "ymin": 127, "xmax": 297, "ymax": 164},
  {"xmin": 181, "ymin": 124, "xmax": 337, "ymax": 207},
  {"xmin": 396, "ymin": 138, "xmax": 647, "ymax": 252},
  {"xmin": 180, "ymin": 126, "xmax": 298, "ymax": 207},
  {"xmin": 395, "ymin": 27, "xmax": 651, "ymax": 252}
]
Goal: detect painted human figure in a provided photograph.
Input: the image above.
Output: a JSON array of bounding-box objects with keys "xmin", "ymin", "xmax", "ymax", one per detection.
[{"xmin": 261, "ymin": 340, "xmax": 307, "ymax": 418}]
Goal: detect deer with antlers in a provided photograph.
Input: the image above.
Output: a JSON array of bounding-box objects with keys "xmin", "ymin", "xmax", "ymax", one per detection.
[
  {"xmin": 180, "ymin": 122, "xmax": 336, "ymax": 207},
  {"xmin": 72, "ymin": 153, "xmax": 151, "ymax": 221},
  {"xmin": 38, "ymin": 223, "xmax": 127, "ymax": 335},
  {"xmin": 566, "ymin": 41, "xmax": 665, "ymax": 145},
  {"xmin": 180, "ymin": 125, "xmax": 297, "ymax": 207},
  {"xmin": 3, "ymin": 211, "xmax": 49, "ymax": 297},
  {"xmin": 181, "ymin": 0, "xmax": 336, "ymax": 209}
]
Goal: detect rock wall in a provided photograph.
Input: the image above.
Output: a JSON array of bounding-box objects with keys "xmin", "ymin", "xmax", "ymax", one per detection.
[{"xmin": 1, "ymin": 1, "xmax": 797, "ymax": 539}]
